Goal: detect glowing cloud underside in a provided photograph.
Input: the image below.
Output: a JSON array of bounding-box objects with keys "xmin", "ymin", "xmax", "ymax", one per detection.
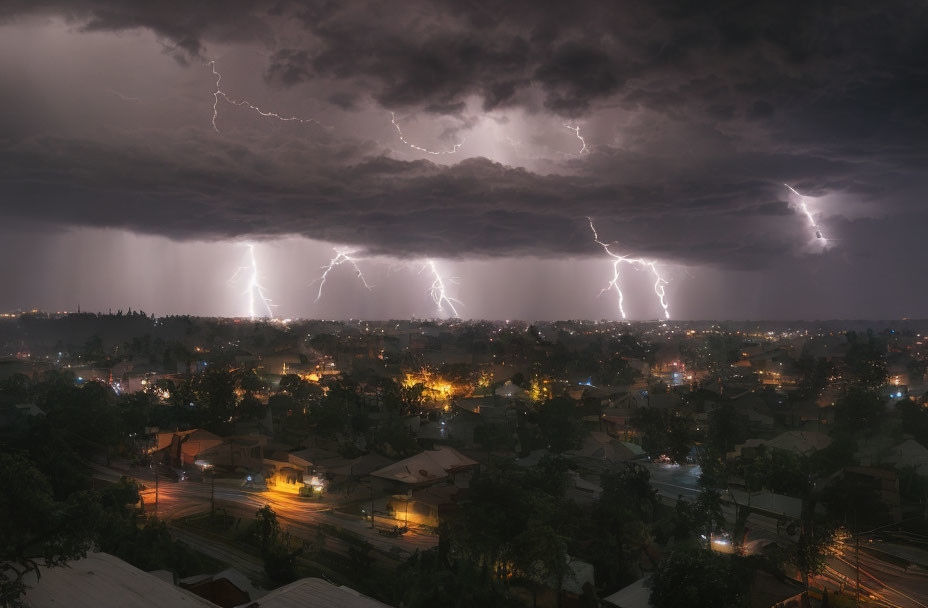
[
  {"xmin": 314, "ymin": 249, "xmax": 372, "ymax": 302},
  {"xmin": 426, "ymin": 260, "xmax": 462, "ymax": 318},
  {"xmin": 209, "ymin": 61, "xmax": 325, "ymax": 134},
  {"xmin": 390, "ymin": 112, "xmax": 465, "ymax": 155},
  {"xmin": 588, "ymin": 218, "xmax": 670, "ymax": 320},
  {"xmin": 228, "ymin": 243, "xmax": 275, "ymax": 319}
]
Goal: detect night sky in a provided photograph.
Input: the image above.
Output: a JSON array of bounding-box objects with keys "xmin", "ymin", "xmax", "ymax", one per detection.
[{"xmin": 1, "ymin": 1, "xmax": 925, "ymax": 320}]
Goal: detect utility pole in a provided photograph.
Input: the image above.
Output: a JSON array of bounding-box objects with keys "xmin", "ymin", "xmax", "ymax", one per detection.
[
  {"xmin": 855, "ymin": 511, "xmax": 861, "ymax": 607},
  {"xmin": 209, "ymin": 469, "xmax": 215, "ymax": 519},
  {"xmin": 154, "ymin": 471, "xmax": 159, "ymax": 517},
  {"xmin": 370, "ymin": 482, "xmax": 375, "ymax": 529}
]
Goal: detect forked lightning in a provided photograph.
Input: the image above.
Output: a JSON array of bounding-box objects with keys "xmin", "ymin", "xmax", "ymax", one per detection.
[
  {"xmin": 228, "ymin": 243, "xmax": 276, "ymax": 319},
  {"xmin": 588, "ymin": 218, "xmax": 670, "ymax": 320}
]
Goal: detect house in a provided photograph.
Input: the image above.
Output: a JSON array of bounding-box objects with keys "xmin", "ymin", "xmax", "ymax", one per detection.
[
  {"xmin": 154, "ymin": 430, "xmax": 267, "ymax": 471},
  {"xmin": 603, "ymin": 572, "xmax": 808, "ymax": 608},
  {"xmin": 569, "ymin": 431, "xmax": 643, "ymax": 472},
  {"xmin": 495, "ymin": 380, "xmax": 530, "ymax": 401},
  {"xmin": 243, "ymin": 577, "xmax": 390, "ymax": 607},
  {"xmin": 603, "ymin": 577, "xmax": 651, "ymax": 608},
  {"xmin": 601, "ymin": 405, "xmax": 640, "ymax": 438},
  {"xmin": 834, "ymin": 466, "xmax": 902, "ymax": 522},
  {"xmin": 155, "ymin": 429, "xmax": 225, "ymax": 469},
  {"xmin": 22, "ymin": 552, "xmax": 216, "ymax": 608},
  {"xmin": 730, "ymin": 431, "xmax": 832, "ymax": 460},
  {"xmin": 370, "ymin": 446, "xmax": 478, "ymax": 487},
  {"xmin": 263, "ymin": 451, "xmax": 314, "ymax": 495},
  {"xmin": 179, "ymin": 569, "xmax": 261, "ymax": 608},
  {"xmin": 387, "ymin": 484, "xmax": 462, "ymax": 528},
  {"xmin": 885, "ymin": 439, "xmax": 928, "ymax": 476}
]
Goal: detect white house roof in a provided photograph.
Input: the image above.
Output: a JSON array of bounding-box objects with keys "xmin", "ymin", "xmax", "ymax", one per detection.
[
  {"xmin": 887, "ymin": 439, "xmax": 928, "ymax": 474},
  {"xmin": 370, "ymin": 446, "xmax": 477, "ymax": 484},
  {"xmin": 243, "ymin": 577, "xmax": 390, "ymax": 608},
  {"xmin": 764, "ymin": 431, "xmax": 832, "ymax": 454},
  {"xmin": 23, "ymin": 552, "xmax": 217, "ymax": 608},
  {"xmin": 603, "ymin": 577, "xmax": 652, "ymax": 608}
]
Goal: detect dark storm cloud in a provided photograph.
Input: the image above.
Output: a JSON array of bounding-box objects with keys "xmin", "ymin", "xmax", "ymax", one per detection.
[
  {"xmin": 0, "ymin": 0, "xmax": 927, "ymax": 273},
  {"xmin": 0, "ymin": 0, "xmax": 275, "ymax": 58},
  {"xmin": 0, "ymin": 127, "xmax": 884, "ymax": 270}
]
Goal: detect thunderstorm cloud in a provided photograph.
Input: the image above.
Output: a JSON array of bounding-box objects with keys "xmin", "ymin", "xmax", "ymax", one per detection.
[{"xmin": 0, "ymin": 0, "xmax": 926, "ymax": 317}]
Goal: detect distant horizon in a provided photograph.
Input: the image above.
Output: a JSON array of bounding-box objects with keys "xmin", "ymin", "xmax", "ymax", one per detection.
[{"xmin": 3, "ymin": 309, "xmax": 927, "ymax": 326}]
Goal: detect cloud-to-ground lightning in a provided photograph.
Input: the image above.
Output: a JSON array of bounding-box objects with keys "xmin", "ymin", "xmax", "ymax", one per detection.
[
  {"xmin": 564, "ymin": 124, "xmax": 589, "ymax": 154},
  {"xmin": 228, "ymin": 243, "xmax": 276, "ymax": 319},
  {"xmin": 784, "ymin": 183, "xmax": 825, "ymax": 240},
  {"xmin": 588, "ymin": 218, "xmax": 670, "ymax": 320},
  {"xmin": 425, "ymin": 260, "xmax": 462, "ymax": 318},
  {"xmin": 313, "ymin": 249, "xmax": 373, "ymax": 301},
  {"xmin": 208, "ymin": 61, "xmax": 326, "ymax": 134},
  {"xmin": 390, "ymin": 112, "xmax": 465, "ymax": 155}
]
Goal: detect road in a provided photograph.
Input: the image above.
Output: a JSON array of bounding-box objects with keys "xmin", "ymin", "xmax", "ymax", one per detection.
[
  {"xmin": 815, "ymin": 544, "xmax": 928, "ymax": 608},
  {"xmin": 643, "ymin": 461, "xmax": 702, "ymax": 502},
  {"xmin": 93, "ymin": 463, "xmax": 439, "ymax": 555},
  {"xmin": 642, "ymin": 462, "xmax": 928, "ymax": 608}
]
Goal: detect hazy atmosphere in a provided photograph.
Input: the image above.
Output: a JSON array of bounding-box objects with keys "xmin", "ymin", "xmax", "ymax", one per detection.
[{"xmin": 2, "ymin": 1, "xmax": 926, "ymax": 319}]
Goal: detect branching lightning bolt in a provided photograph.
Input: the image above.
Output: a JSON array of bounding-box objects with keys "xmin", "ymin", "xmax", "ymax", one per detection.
[
  {"xmin": 209, "ymin": 61, "xmax": 325, "ymax": 134},
  {"xmin": 588, "ymin": 218, "xmax": 670, "ymax": 320},
  {"xmin": 314, "ymin": 249, "xmax": 372, "ymax": 301},
  {"xmin": 425, "ymin": 260, "xmax": 462, "ymax": 318},
  {"xmin": 390, "ymin": 112, "xmax": 465, "ymax": 155},
  {"xmin": 564, "ymin": 124, "xmax": 589, "ymax": 154},
  {"xmin": 228, "ymin": 243, "xmax": 276, "ymax": 319},
  {"xmin": 784, "ymin": 183, "xmax": 825, "ymax": 240}
]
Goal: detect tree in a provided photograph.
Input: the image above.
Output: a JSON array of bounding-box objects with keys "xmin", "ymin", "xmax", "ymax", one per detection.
[
  {"xmin": 535, "ymin": 397, "xmax": 584, "ymax": 453},
  {"xmin": 631, "ymin": 408, "xmax": 694, "ymax": 463},
  {"xmin": 191, "ymin": 368, "xmax": 240, "ymax": 426},
  {"xmin": 822, "ymin": 472, "xmax": 892, "ymax": 530},
  {"xmin": 784, "ymin": 524, "xmax": 834, "ymax": 589},
  {"xmin": 705, "ymin": 401, "xmax": 749, "ymax": 457},
  {"xmin": 0, "ymin": 453, "xmax": 98, "ymax": 605},
  {"xmin": 473, "ymin": 423, "xmax": 512, "ymax": 463},
  {"xmin": 844, "ymin": 331, "xmax": 888, "ymax": 388},
  {"xmin": 586, "ymin": 465, "xmax": 659, "ymax": 590},
  {"xmin": 446, "ymin": 464, "xmax": 578, "ymax": 586},
  {"xmin": 391, "ymin": 550, "xmax": 522, "ymax": 608},
  {"xmin": 834, "ymin": 387, "xmax": 885, "ymax": 435},
  {"xmin": 742, "ymin": 450, "xmax": 811, "ymax": 497},
  {"xmin": 650, "ymin": 550, "xmax": 750, "ymax": 608},
  {"xmin": 253, "ymin": 505, "xmax": 281, "ymax": 555}
]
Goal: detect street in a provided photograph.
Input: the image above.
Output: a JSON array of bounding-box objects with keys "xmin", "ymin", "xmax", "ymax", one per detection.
[{"xmin": 93, "ymin": 463, "xmax": 439, "ymax": 555}]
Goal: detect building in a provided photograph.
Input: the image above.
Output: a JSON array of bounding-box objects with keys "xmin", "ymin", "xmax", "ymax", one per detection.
[
  {"xmin": 179, "ymin": 569, "xmax": 260, "ymax": 608},
  {"xmin": 369, "ymin": 446, "xmax": 478, "ymax": 488},
  {"xmin": 263, "ymin": 451, "xmax": 314, "ymax": 495},
  {"xmin": 22, "ymin": 552, "xmax": 216, "ymax": 608},
  {"xmin": 730, "ymin": 431, "xmax": 832, "ymax": 460},
  {"xmin": 155, "ymin": 430, "xmax": 267, "ymax": 471},
  {"xmin": 245, "ymin": 577, "xmax": 391, "ymax": 607},
  {"xmin": 386, "ymin": 484, "xmax": 462, "ymax": 528}
]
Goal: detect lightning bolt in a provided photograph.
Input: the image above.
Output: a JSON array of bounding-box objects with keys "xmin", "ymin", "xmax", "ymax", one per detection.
[
  {"xmin": 314, "ymin": 249, "xmax": 372, "ymax": 301},
  {"xmin": 564, "ymin": 124, "xmax": 589, "ymax": 154},
  {"xmin": 107, "ymin": 88, "xmax": 141, "ymax": 103},
  {"xmin": 390, "ymin": 112, "xmax": 465, "ymax": 155},
  {"xmin": 588, "ymin": 218, "xmax": 670, "ymax": 320},
  {"xmin": 209, "ymin": 61, "xmax": 325, "ymax": 134},
  {"xmin": 228, "ymin": 243, "xmax": 276, "ymax": 319},
  {"xmin": 784, "ymin": 183, "xmax": 825, "ymax": 240},
  {"xmin": 425, "ymin": 260, "xmax": 462, "ymax": 318}
]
